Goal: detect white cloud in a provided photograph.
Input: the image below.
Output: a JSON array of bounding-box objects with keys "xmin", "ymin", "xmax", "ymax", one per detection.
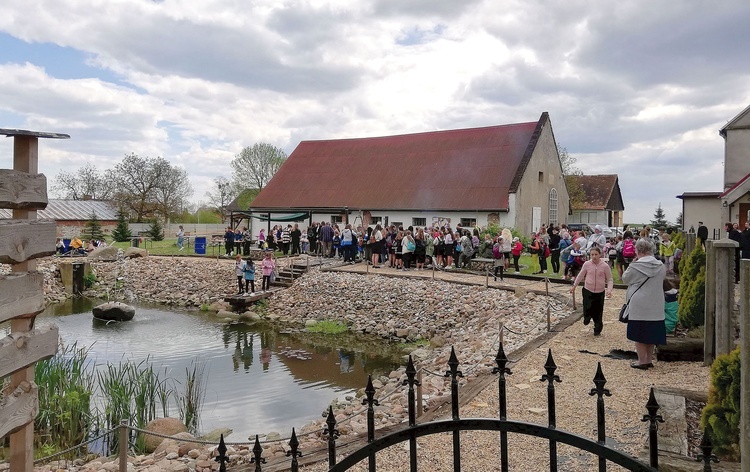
[{"xmin": 1, "ymin": 0, "xmax": 749, "ymax": 223}]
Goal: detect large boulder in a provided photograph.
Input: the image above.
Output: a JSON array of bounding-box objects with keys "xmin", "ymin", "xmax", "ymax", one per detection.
[
  {"xmin": 92, "ymin": 301, "xmax": 135, "ymax": 321},
  {"xmin": 87, "ymin": 246, "xmax": 120, "ymax": 261},
  {"xmin": 124, "ymin": 247, "xmax": 148, "ymax": 258},
  {"xmin": 142, "ymin": 418, "xmax": 188, "ymax": 453}
]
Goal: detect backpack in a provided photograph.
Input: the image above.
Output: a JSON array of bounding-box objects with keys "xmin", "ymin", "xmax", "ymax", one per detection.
[
  {"xmin": 543, "ymin": 244, "xmax": 550, "ymax": 258},
  {"xmin": 492, "ymin": 243, "xmax": 502, "ymax": 259},
  {"xmin": 622, "ymin": 239, "xmax": 636, "ymax": 258}
]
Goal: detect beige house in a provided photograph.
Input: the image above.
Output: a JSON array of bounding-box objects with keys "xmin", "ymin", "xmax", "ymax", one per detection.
[
  {"xmin": 678, "ymin": 104, "xmax": 750, "ymax": 236},
  {"xmin": 247, "ymin": 113, "xmax": 570, "ymax": 235}
]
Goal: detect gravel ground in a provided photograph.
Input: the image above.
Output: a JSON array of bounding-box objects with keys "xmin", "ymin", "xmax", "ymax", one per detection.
[{"xmin": 294, "ymin": 266, "xmax": 711, "ymax": 472}]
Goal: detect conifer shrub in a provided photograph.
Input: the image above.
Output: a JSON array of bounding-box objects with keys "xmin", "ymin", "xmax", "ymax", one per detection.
[
  {"xmin": 146, "ymin": 219, "xmax": 164, "ymax": 241},
  {"xmin": 677, "ymin": 244, "xmax": 706, "ymax": 329},
  {"xmin": 701, "ymin": 347, "xmax": 741, "ymax": 460},
  {"xmin": 671, "ymin": 230, "xmax": 684, "ymax": 249},
  {"xmin": 111, "ymin": 210, "xmax": 132, "ymax": 242}
]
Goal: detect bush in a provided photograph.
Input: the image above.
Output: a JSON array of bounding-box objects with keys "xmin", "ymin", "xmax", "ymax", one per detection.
[
  {"xmin": 677, "ymin": 244, "xmax": 706, "ymax": 329},
  {"xmin": 672, "ymin": 230, "xmax": 684, "ymax": 249},
  {"xmin": 146, "ymin": 219, "xmax": 164, "ymax": 241},
  {"xmin": 111, "ymin": 209, "xmax": 132, "ymax": 242},
  {"xmin": 701, "ymin": 347, "xmax": 741, "ymax": 460}
]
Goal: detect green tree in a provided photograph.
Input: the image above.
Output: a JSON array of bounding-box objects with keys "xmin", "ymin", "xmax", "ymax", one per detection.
[
  {"xmin": 146, "ymin": 219, "xmax": 164, "ymax": 241},
  {"xmin": 558, "ymin": 145, "xmax": 586, "ymax": 210},
  {"xmin": 231, "ymin": 143, "xmax": 288, "ymax": 193},
  {"xmin": 650, "ymin": 203, "xmax": 669, "ymax": 230},
  {"xmin": 111, "ymin": 209, "xmax": 132, "ymax": 242},
  {"xmin": 82, "ymin": 212, "xmax": 105, "ymax": 242},
  {"xmin": 675, "ymin": 210, "xmax": 683, "ymax": 228},
  {"xmin": 701, "ymin": 348, "xmax": 741, "ymax": 459}
]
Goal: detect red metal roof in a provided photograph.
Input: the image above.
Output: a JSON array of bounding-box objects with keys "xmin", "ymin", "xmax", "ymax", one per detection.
[{"xmin": 251, "ymin": 118, "xmax": 543, "ymax": 211}]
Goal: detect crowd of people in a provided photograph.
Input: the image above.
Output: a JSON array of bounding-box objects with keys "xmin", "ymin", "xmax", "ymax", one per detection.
[{"xmin": 55, "ymin": 236, "xmax": 108, "ymax": 255}]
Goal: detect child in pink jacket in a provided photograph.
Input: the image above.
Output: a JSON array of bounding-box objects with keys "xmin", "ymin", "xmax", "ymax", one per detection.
[
  {"xmin": 261, "ymin": 250, "xmax": 276, "ymax": 292},
  {"xmin": 570, "ymin": 246, "xmax": 613, "ymax": 336}
]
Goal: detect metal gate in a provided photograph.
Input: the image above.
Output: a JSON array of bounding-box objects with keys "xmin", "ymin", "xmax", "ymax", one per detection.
[{"xmin": 215, "ymin": 344, "xmax": 719, "ymax": 471}]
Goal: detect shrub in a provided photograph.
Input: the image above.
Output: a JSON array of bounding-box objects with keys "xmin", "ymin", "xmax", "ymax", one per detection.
[
  {"xmin": 701, "ymin": 347, "xmax": 741, "ymax": 460},
  {"xmin": 677, "ymin": 244, "xmax": 706, "ymax": 329},
  {"xmin": 146, "ymin": 219, "xmax": 164, "ymax": 241},
  {"xmin": 671, "ymin": 230, "xmax": 684, "ymax": 249}
]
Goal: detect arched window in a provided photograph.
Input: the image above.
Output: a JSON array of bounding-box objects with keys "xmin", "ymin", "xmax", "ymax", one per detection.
[{"xmin": 549, "ymin": 188, "xmax": 558, "ymax": 226}]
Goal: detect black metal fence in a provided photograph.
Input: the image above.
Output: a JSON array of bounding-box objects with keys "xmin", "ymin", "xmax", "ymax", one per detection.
[{"xmin": 214, "ymin": 344, "xmax": 719, "ymax": 472}]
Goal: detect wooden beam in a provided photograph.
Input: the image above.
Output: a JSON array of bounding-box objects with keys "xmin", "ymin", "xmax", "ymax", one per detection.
[
  {"xmin": 0, "ymin": 169, "xmax": 48, "ymax": 209},
  {"xmin": 0, "ymin": 219, "xmax": 56, "ymax": 264},
  {"xmin": 0, "ymin": 381, "xmax": 39, "ymax": 438},
  {"xmin": 0, "ymin": 272, "xmax": 46, "ymax": 323},
  {"xmin": 0, "ymin": 325, "xmax": 59, "ymax": 378}
]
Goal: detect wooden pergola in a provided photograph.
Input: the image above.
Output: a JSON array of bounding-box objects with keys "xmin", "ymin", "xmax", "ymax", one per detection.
[{"xmin": 0, "ymin": 128, "xmax": 69, "ymax": 472}]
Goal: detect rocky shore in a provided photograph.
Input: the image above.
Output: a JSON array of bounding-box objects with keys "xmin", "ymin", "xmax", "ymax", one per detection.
[{"xmin": 5, "ymin": 256, "xmax": 574, "ymax": 472}]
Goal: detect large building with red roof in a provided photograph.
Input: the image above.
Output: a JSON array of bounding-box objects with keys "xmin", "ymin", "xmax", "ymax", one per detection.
[{"xmin": 247, "ymin": 112, "xmax": 570, "ymax": 235}]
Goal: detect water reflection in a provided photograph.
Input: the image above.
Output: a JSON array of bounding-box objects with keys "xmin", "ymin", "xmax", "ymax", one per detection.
[{"xmin": 31, "ymin": 300, "xmax": 403, "ymax": 440}]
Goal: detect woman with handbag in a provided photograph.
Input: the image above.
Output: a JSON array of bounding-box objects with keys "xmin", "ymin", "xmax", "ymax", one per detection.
[
  {"xmin": 569, "ymin": 247, "xmax": 613, "ymax": 336},
  {"xmin": 621, "ymin": 238, "xmax": 666, "ymax": 369}
]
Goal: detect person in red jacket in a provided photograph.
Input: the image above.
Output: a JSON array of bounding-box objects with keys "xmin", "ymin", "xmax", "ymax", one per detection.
[{"xmin": 511, "ymin": 237, "xmax": 523, "ymax": 274}]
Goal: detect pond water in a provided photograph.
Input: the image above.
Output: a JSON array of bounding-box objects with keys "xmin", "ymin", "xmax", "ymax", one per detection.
[{"xmin": 30, "ymin": 298, "xmax": 404, "ymax": 442}]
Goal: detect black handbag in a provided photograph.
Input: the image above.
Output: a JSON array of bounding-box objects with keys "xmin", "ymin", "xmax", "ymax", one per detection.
[{"xmin": 618, "ymin": 276, "xmax": 652, "ymax": 323}]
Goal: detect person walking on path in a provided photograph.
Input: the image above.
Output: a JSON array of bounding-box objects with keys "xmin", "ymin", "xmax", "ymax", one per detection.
[
  {"xmin": 696, "ymin": 221, "xmax": 708, "ymax": 248},
  {"xmin": 176, "ymin": 225, "xmax": 185, "ymax": 251},
  {"xmin": 622, "ymin": 238, "xmax": 667, "ymax": 369},
  {"xmin": 261, "ymin": 250, "xmax": 276, "ymax": 292},
  {"xmin": 570, "ymin": 246, "xmax": 613, "ymax": 336}
]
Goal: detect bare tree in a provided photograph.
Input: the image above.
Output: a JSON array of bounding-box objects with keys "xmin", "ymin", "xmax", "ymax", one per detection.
[
  {"xmin": 52, "ymin": 163, "xmax": 112, "ymax": 200},
  {"xmin": 107, "ymin": 154, "xmax": 193, "ymax": 222},
  {"xmin": 230, "ymin": 143, "xmax": 288, "ymax": 193},
  {"xmin": 205, "ymin": 177, "xmax": 237, "ymax": 223}
]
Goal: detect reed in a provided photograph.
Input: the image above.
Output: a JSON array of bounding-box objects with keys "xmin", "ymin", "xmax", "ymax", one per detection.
[
  {"xmin": 175, "ymin": 359, "xmax": 208, "ymax": 434},
  {"xmin": 34, "ymin": 341, "xmax": 96, "ymax": 456}
]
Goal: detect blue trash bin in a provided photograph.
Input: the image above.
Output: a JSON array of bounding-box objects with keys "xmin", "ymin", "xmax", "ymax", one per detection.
[{"xmin": 194, "ymin": 236, "xmax": 206, "ymax": 255}]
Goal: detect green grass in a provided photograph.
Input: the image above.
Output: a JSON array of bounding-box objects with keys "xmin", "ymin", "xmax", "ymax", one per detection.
[
  {"xmin": 512, "ymin": 254, "xmax": 622, "ymax": 282},
  {"xmin": 306, "ymin": 320, "xmax": 348, "ymax": 334},
  {"xmin": 110, "ymin": 238, "xmax": 284, "ymax": 258}
]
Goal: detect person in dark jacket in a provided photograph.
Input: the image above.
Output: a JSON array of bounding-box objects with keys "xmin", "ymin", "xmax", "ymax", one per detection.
[
  {"xmin": 741, "ymin": 221, "xmax": 750, "ymax": 260},
  {"xmin": 727, "ymin": 222, "xmax": 742, "ymax": 283},
  {"xmin": 224, "ymin": 227, "xmax": 234, "ymax": 256},
  {"xmin": 291, "ymin": 223, "xmax": 302, "ymax": 255},
  {"xmin": 696, "ymin": 221, "xmax": 708, "ymax": 248}
]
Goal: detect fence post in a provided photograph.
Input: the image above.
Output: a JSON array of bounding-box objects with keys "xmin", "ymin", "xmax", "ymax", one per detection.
[
  {"xmin": 119, "ymin": 419, "xmax": 128, "ymax": 472},
  {"xmin": 323, "ymin": 406, "xmax": 339, "ymax": 468},
  {"xmin": 404, "ymin": 356, "xmax": 420, "ymax": 470},
  {"xmin": 685, "ymin": 232, "xmax": 696, "ymax": 263},
  {"xmin": 416, "ymin": 369, "xmax": 423, "ymax": 418},
  {"xmin": 541, "ymin": 350, "xmax": 561, "ymax": 472},
  {"xmin": 643, "ymin": 387, "xmax": 664, "ymax": 469},
  {"xmin": 589, "ymin": 363, "xmax": 611, "ymax": 472},
  {"xmin": 739, "ymin": 259, "xmax": 749, "ymax": 472},
  {"xmin": 712, "ymin": 239, "xmax": 738, "ymax": 357},
  {"xmin": 362, "ymin": 376, "xmax": 379, "ymax": 472},
  {"xmin": 493, "ymin": 342, "xmax": 512, "ymax": 472},
  {"xmin": 704, "ymin": 240, "xmax": 716, "ymax": 365}
]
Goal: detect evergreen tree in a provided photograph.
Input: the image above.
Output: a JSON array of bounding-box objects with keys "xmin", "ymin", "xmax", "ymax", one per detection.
[
  {"xmin": 675, "ymin": 211, "xmax": 683, "ymax": 228},
  {"xmin": 650, "ymin": 203, "xmax": 668, "ymax": 230},
  {"xmin": 146, "ymin": 219, "xmax": 164, "ymax": 241},
  {"xmin": 111, "ymin": 209, "xmax": 132, "ymax": 242},
  {"xmin": 82, "ymin": 212, "xmax": 105, "ymax": 242}
]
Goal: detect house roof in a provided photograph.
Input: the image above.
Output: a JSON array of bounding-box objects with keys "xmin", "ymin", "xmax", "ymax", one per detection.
[
  {"xmin": 720, "ymin": 171, "xmax": 750, "ymax": 202},
  {"xmin": 0, "ymin": 199, "xmax": 118, "ymax": 220},
  {"xmin": 719, "ymin": 104, "xmax": 750, "ymax": 137},
  {"xmin": 250, "ymin": 114, "xmax": 548, "ymax": 212},
  {"xmin": 565, "ymin": 174, "xmax": 624, "ymax": 211},
  {"xmin": 676, "ymin": 192, "xmax": 722, "ymax": 199}
]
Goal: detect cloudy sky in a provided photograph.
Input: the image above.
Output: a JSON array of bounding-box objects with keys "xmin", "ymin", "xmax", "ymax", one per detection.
[{"xmin": 1, "ymin": 0, "xmax": 748, "ymax": 224}]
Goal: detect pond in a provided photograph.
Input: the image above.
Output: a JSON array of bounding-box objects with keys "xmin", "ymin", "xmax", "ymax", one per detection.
[{"xmin": 30, "ymin": 297, "xmax": 405, "ymax": 442}]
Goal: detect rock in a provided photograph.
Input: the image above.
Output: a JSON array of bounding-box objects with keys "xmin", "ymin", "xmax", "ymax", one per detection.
[
  {"xmin": 92, "ymin": 301, "xmax": 135, "ymax": 321},
  {"xmin": 88, "ymin": 246, "xmax": 120, "ymax": 261},
  {"xmin": 142, "ymin": 418, "xmax": 188, "ymax": 453},
  {"xmin": 199, "ymin": 428, "xmax": 233, "ymax": 442},
  {"xmin": 165, "ymin": 453, "xmax": 179, "ymax": 460},
  {"xmin": 124, "ymin": 247, "xmax": 149, "ymax": 258},
  {"xmin": 216, "ymin": 309, "xmax": 236, "ymax": 318}
]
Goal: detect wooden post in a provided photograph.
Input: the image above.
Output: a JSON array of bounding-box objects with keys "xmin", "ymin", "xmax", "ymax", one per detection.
[
  {"xmin": 1, "ymin": 129, "xmax": 67, "ymax": 472},
  {"xmin": 739, "ymin": 259, "xmax": 749, "ymax": 472},
  {"xmin": 119, "ymin": 419, "xmax": 128, "ymax": 472},
  {"xmin": 704, "ymin": 240, "xmax": 716, "ymax": 365},
  {"xmin": 545, "ymin": 277, "xmax": 551, "ymax": 332},
  {"xmin": 713, "ymin": 239, "xmax": 738, "ymax": 357}
]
